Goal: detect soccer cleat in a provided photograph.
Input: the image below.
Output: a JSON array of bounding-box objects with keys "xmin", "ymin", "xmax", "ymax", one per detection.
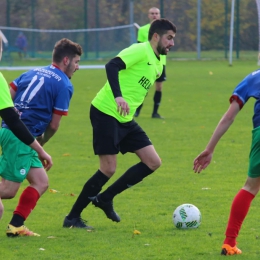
[
  {"xmin": 63, "ymin": 216, "xmax": 93, "ymax": 230},
  {"xmin": 92, "ymin": 196, "xmax": 120, "ymax": 222},
  {"xmin": 6, "ymin": 224, "xmax": 40, "ymax": 237},
  {"xmin": 221, "ymin": 244, "xmax": 242, "ymax": 255},
  {"xmin": 152, "ymin": 113, "xmax": 164, "ymax": 119}
]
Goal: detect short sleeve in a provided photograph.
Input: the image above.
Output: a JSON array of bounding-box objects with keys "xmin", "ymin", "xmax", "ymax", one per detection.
[
  {"xmin": 117, "ymin": 43, "xmax": 146, "ymax": 69},
  {"xmin": 229, "ymin": 77, "xmax": 249, "ymax": 109},
  {"xmin": 53, "ymin": 85, "xmax": 73, "ymax": 116}
]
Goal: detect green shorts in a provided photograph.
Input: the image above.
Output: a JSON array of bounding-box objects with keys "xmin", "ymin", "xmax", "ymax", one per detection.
[
  {"xmin": 0, "ymin": 128, "xmax": 43, "ymax": 183},
  {"xmin": 248, "ymin": 126, "xmax": 260, "ymax": 178}
]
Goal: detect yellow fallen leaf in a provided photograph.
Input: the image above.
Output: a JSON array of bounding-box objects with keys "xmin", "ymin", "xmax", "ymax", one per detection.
[
  {"xmin": 62, "ymin": 153, "xmax": 70, "ymax": 156},
  {"xmin": 49, "ymin": 189, "xmax": 59, "ymax": 193},
  {"xmin": 209, "ymin": 71, "xmax": 213, "ymax": 75},
  {"xmin": 39, "ymin": 248, "xmax": 45, "ymax": 251},
  {"xmin": 133, "ymin": 229, "xmax": 141, "ymax": 235}
]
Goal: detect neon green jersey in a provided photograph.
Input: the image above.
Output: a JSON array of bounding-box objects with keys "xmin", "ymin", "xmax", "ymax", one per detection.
[
  {"xmin": 0, "ymin": 72, "xmax": 13, "ymax": 110},
  {"xmin": 92, "ymin": 42, "xmax": 163, "ymax": 123},
  {"xmin": 137, "ymin": 24, "xmax": 150, "ymax": 43},
  {"xmin": 137, "ymin": 23, "xmax": 166, "ymax": 65}
]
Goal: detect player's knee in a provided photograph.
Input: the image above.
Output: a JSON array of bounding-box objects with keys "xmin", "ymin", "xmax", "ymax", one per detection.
[
  {"xmin": 39, "ymin": 181, "xmax": 49, "ymax": 195},
  {"xmin": 2, "ymin": 192, "xmax": 16, "ymax": 199},
  {"xmin": 100, "ymin": 167, "xmax": 116, "ymax": 178},
  {"xmin": 148, "ymin": 157, "xmax": 161, "ymax": 171},
  {"xmin": 32, "ymin": 181, "xmax": 49, "ymax": 195}
]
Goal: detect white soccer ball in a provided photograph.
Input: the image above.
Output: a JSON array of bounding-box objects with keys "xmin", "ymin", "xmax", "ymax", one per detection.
[{"xmin": 173, "ymin": 204, "xmax": 201, "ymax": 229}]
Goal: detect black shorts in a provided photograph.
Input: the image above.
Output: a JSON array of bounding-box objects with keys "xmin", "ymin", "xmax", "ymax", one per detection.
[
  {"xmin": 156, "ymin": 65, "xmax": 166, "ymax": 82},
  {"xmin": 90, "ymin": 105, "xmax": 152, "ymax": 155}
]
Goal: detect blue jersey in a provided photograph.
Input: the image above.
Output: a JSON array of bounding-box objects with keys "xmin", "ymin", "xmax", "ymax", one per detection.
[
  {"xmin": 230, "ymin": 69, "xmax": 260, "ymax": 128},
  {"xmin": 2, "ymin": 64, "xmax": 73, "ymax": 136}
]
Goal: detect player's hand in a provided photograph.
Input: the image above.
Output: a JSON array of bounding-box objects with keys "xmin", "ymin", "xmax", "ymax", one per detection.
[
  {"xmin": 193, "ymin": 150, "xmax": 213, "ymax": 173},
  {"xmin": 38, "ymin": 150, "xmax": 53, "ymax": 171},
  {"xmin": 115, "ymin": 97, "xmax": 130, "ymax": 116}
]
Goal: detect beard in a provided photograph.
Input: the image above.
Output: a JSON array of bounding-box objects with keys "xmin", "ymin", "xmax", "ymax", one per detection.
[
  {"xmin": 156, "ymin": 40, "xmax": 168, "ymax": 55},
  {"xmin": 65, "ymin": 61, "xmax": 74, "ymax": 79}
]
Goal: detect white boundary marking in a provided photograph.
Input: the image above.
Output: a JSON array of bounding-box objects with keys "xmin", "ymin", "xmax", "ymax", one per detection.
[{"xmin": 0, "ymin": 65, "xmax": 105, "ymax": 70}]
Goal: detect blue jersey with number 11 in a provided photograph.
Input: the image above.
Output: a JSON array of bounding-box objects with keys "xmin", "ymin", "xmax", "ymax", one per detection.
[
  {"xmin": 2, "ymin": 64, "xmax": 73, "ymax": 136},
  {"xmin": 230, "ymin": 69, "xmax": 260, "ymax": 129}
]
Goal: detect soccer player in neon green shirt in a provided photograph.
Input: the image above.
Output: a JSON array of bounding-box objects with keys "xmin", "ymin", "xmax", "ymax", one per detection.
[
  {"xmin": 135, "ymin": 7, "xmax": 167, "ymax": 119},
  {"xmin": 0, "ymin": 35, "xmax": 52, "ymax": 170},
  {"xmin": 63, "ymin": 19, "xmax": 176, "ymax": 228}
]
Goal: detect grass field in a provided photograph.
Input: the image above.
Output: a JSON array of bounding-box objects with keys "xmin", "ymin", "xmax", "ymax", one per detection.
[{"xmin": 1, "ymin": 60, "xmax": 260, "ymax": 259}]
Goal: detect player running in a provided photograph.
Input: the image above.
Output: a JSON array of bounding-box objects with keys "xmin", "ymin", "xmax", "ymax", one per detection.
[
  {"xmin": 63, "ymin": 19, "xmax": 176, "ymax": 229},
  {"xmin": 193, "ymin": 68, "xmax": 260, "ymax": 255},
  {"xmin": 0, "ymin": 38, "xmax": 82, "ymax": 237}
]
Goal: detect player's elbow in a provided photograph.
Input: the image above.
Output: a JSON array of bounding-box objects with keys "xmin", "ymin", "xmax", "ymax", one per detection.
[{"xmin": 49, "ymin": 121, "xmax": 60, "ymax": 132}]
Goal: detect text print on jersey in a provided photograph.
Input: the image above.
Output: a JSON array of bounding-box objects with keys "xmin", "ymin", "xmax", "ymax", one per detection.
[{"xmin": 138, "ymin": 76, "xmax": 152, "ymax": 90}]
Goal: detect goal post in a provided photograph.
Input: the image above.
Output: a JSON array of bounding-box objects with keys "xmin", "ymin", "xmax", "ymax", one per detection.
[
  {"xmin": 0, "ymin": 30, "xmax": 8, "ymax": 46},
  {"xmin": 0, "ymin": 24, "xmax": 136, "ymax": 61}
]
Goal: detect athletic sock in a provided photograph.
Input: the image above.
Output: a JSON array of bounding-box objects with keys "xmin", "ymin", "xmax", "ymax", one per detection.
[
  {"xmin": 224, "ymin": 189, "xmax": 255, "ymax": 247},
  {"xmin": 9, "ymin": 214, "xmax": 24, "ymax": 227},
  {"xmin": 135, "ymin": 104, "xmax": 143, "ymax": 114},
  {"xmin": 10, "ymin": 186, "xmax": 40, "ymax": 227},
  {"xmin": 152, "ymin": 91, "xmax": 162, "ymax": 114},
  {"xmin": 67, "ymin": 170, "xmax": 109, "ymax": 220},
  {"xmin": 99, "ymin": 162, "xmax": 154, "ymax": 202}
]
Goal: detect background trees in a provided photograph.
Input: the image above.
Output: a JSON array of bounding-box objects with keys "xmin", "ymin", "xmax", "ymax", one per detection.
[{"xmin": 0, "ymin": 0, "xmax": 258, "ymax": 52}]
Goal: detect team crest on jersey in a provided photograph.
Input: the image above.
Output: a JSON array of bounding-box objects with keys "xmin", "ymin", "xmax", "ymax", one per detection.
[{"xmin": 20, "ymin": 168, "xmax": 26, "ymax": 175}]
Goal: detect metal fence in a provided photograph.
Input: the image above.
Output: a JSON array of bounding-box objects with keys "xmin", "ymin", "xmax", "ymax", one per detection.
[{"xmin": 0, "ymin": 0, "xmax": 259, "ymax": 65}]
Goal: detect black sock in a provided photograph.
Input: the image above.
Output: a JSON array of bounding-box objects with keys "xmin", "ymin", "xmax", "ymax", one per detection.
[
  {"xmin": 9, "ymin": 214, "xmax": 24, "ymax": 227},
  {"xmin": 99, "ymin": 162, "xmax": 154, "ymax": 202},
  {"xmin": 67, "ymin": 170, "xmax": 109, "ymax": 219},
  {"xmin": 136, "ymin": 103, "xmax": 143, "ymax": 114},
  {"xmin": 152, "ymin": 91, "xmax": 162, "ymax": 114}
]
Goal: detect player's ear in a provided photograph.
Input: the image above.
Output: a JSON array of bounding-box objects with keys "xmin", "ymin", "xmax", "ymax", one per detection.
[
  {"xmin": 153, "ymin": 33, "xmax": 160, "ymax": 42},
  {"xmin": 63, "ymin": 56, "xmax": 69, "ymax": 66}
]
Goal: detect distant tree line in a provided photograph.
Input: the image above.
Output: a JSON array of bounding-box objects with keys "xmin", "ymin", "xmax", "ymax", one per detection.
[{"xmin": 0, "ymin": 0, "xmax": 258, "ymax": 51}]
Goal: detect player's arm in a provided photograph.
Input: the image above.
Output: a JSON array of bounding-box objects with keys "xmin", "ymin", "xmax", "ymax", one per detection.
[
  {"xmin": 105, "ymin": 57, "xmax": 126, "ymax": 98},
  {"xmin": 193, "ymin": 101, "xmax": 240, "ymax": 173},
  {"xmin": 0, "ymin": 107, "xmax": 35, "ymax": 145},
  {"xmin": 137, "ymin": 28, "xmax": 143, "ymax": 43},
  {"xmin": 37, "ymin": 113, "xmax": 62, "ymax": 146},
  {"xmin": 105, "ymin": 57, "xmax": 129, "ymax": 116},
  {"xmin": 10, "ymin": 86, "xmax": 16, "ymax": 99},
  {"xmin": 0, "ymin": 107, "xmax": 53, "ymax": 170}
]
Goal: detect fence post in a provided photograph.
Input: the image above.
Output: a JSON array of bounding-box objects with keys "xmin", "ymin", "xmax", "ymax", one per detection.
[
  {"xmin": 95, "ymin": 0, "xmax": 99, "ymax": 59},
  {"xmin": 84, "ymin": 0, "xmax": 88, "ymax": 59},
  {"xmin": 31, "ymin": 0, "xmax": 35, "ymax": 58},
  {"xmin": 224, "ymin": 0, "xmax": 228, "ymax": 58},
  {"xmin": 197, "ymin": 0, "xmax": 201, "ymax": 59},
  {"xmin": 236, "ymin": 0, "xmax": 240, "ymax": 59},
  {"xmin": 160, "ymin": 0, "xmax": 164, "ymax": 18},
  {"xmin": 129, "ymin": 0, "xmax": 135, "ymax": 44},
  {"xmin": 6, "ymin": 0, "xmax": 10, "ymax": 42}
]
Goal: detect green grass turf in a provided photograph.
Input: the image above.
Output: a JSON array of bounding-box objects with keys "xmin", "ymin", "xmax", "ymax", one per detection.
[{"xmin": 1, "ymin": 60, "xmax": 260, "ymax": 259}]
